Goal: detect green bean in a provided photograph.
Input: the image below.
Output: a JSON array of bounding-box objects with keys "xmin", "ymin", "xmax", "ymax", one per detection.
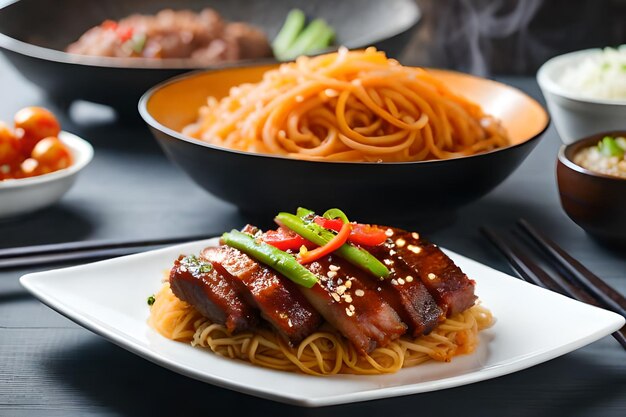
[{"xmin": 221, "ymin": 230, "xmax": 318, "ymax": 288}]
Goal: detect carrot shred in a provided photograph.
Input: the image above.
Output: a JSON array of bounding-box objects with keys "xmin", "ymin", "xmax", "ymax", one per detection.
[{"xmin": 297, "ymin": 222, "xmax": 351, "ymax": 264}]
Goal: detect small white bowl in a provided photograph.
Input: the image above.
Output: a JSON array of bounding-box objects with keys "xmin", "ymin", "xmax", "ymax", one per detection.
[
  {"xmin": 0, "ymin": 131, "xmax": 93, "ymax": 219},
  {"xmin": 537, "ymin": 48, "xmax": 626, "ymax": 144}
]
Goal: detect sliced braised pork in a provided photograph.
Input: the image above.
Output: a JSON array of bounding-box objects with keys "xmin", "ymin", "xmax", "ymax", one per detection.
[
  {"xmin": 169, "ymin": 254, "xmax": 258, "ymax": 333},
  {"xmin": 302, "ymin": 256, "xmax": 407, "ymax": 354},
  {"xmin": 382, "ymin": 228, "xmax": 477, "ymax": 316},
  {"xmin": 361, "ymin": 243, "xmax": 444, "ymax": 336},
  {"xmin": 202, "ymin": 246, "xmax": 323, "ymax": 345}
]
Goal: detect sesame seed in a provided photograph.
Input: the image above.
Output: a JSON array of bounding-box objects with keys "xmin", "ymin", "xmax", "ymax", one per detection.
[
  {"xmin": 406, "ymin": 275, "xmax": 414, "ymax": 282},
  {"xmin": 336, "ymin": 285, "xmax": 346, "ymax": 295},
  {"xmin": 398, "ymin": 278, "xmax": 405, "ymax": 285},
  {"xmin": 349, "ymin": 304, "xmax": 355, "ymax": 311},
  {"xmin": 355, "ymin": 289, "xmax": 365, "ymax": 297},
  {"xmin": 344, "ymin": 280, "xmax": 352, "ymax": 288},
  {"xmin": 412, "ymin": 232, "xmax": 420, "ymax": 240},
  {"xmin": 337, "ymin": 278, "xmax": 343, "ymax": 285},
  {"xmin": 391, "ymin": 279, "xmax": 398, "ymax": 285},
  {"xmin": 385, "ymin": 228, "xmax": 394, "ymax": 237},
  {"xmin": 395, "ymin": 238, "xmax": 406, "ymax": 247},
  {"xmin": 345, "ymin": 308, "xmax": 354, "ymax": 317},
  {"xmin": 329, "ymin": 264, "xmax": 340, "ymax": 271},
  {"xmin": 428, "ymin": 273, "xmax": 437, "ymax": 280},
  {"xmin": 407, "ymin": 244, "xmax": 422, "ymax": 254},
  {"xmin": 384, "ymin": 259, "xmax": 394, "ymax": 266},
  {"xmin": 377, "ymin": 287, "xmax": 382, "ymax": 291},
  {"xmin": 327, "ymin": 271, "xmax": 337, "ymax": 278},
  {"xmin": 389, "ymin": 249, "xmax": 396, "ymax": 256},
  {"xmin": 343, "ymin": 295, "xmax": 353, "ymax": 303},
  {"xmin": 331, "ymin": 293, "xmax": 341, "ymax": 302}
]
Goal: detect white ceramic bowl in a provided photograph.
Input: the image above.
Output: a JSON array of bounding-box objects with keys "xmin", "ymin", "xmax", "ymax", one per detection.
[
  {"xmin": 0, "ymin": 131, "xmax": 93, "ymax": 219},
  {"xmin": 537, "ymin": 48, "xmax": 626, "ymax": 144}
]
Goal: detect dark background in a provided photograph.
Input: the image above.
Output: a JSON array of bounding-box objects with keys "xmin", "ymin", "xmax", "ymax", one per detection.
[{"xmin": 406, "ymin": 0, "xmax": 626, "ymax": 75}]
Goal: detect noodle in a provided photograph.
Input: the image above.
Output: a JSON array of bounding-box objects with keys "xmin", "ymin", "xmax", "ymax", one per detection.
[
  {"xmin": 149, "ymin": 283, "xmax": 493, "ymax": 376},
  {"xmin": 182, "ymin": 47, "xmax": 509, "ymax": 162}
]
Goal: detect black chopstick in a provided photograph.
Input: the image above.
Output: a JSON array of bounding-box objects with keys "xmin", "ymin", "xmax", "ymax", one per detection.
[
  {"xmin": 0, "ymin": 234, "xmax": 214, "ymax": 260},
  {"xmin": 481, "ymin": 225, "xmax": 626, "ymax": 350},
  {"xmin": 0, "ymin": 234, "xmax": 216, "ymax": 270},
  {"xmin": 481, "ymin": 227, "xmax": 559, "ymax": 291},
  {"xmin": 517, "ymin": 219, "xmax": 626, "ymax": 315}
]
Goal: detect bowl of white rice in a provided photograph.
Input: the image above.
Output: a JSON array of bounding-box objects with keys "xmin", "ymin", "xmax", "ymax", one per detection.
[{"xmin": 537, "ymin": 45, "xmax": 626, "ymax": 144}]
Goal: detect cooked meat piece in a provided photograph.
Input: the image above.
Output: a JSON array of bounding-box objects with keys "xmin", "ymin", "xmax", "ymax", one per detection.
[
  {"xmin": 302, "ymin": 256, "xmax": 407, "ymax": 354},
  {"xmin": 202, "ymin": 246, "xmax": 322, "ymax": 345},
  {"xmin": 66, "ymin": 8, "xmax": 272, "ymax": 64},
  {"xmin": 361, "ymin": 243, "xmax": 443, "ymax": 336},
  {"xmin": 223, "ymin": 22, "xmax": 273, "ymax": 59},
  {"xmin": 382, "ymin": 228, "xmax": 477, "ymax": 316},
  {"xmin": 169, "ymin": 254, "xmax": 258, "ymax": 333}
]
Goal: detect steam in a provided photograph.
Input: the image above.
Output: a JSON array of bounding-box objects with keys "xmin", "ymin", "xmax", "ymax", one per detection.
[{"xmin": 426, "ymin": 0, "xmax": 546, "ymax": 76}]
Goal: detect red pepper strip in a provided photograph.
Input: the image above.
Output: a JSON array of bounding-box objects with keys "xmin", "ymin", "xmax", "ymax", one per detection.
[
  {"xmin": 347, "ymin": 224, "xmax": 387, "ymax": 246},
  {"xmin": 314, "ymin": 217, "xmax": 387, "ymax": 246},
  {"xmin": 314, "ymin": 217, "xmax": 344, "ymax": 231},
  {"xmin": 298, "ymin": 222, "xmax": 352, "ymax": 264},
  {"xmin": 262, "ymin": 227, "xmax": 316, "ymax": 251}
]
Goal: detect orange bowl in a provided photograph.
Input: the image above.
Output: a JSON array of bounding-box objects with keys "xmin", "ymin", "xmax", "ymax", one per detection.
[{"xmin": 139, "ymin": 65, "xmax": 550, "ymax": 217}]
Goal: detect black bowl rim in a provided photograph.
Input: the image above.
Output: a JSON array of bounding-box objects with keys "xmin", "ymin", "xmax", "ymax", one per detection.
[
  {"xmin": 558, "ymin": 130, "xmax": 626, "ymax": 182},
  {"xmin": 138, "ymin": 64, "xmax": 551, "ymax": 166},
  {"xmin": 0, "ymin": 0, "xmax": 420, "ymax": 70}
]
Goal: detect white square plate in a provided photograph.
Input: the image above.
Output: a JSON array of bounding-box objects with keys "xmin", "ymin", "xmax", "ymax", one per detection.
[{"xmin": 20, "ymin": 238, "xmax": 624, "ymax": 407}]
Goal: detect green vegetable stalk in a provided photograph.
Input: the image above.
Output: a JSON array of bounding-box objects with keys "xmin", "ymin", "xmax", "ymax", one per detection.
[
  {"xmin": 222, "ymin": 230, "xmax": 319, "ymax": 288},
  {"xmin": 272, "ymin": 9, "xmax": 306, "ymax": 60},
  {"xmin": 272, "ymin": 9, "xmax": 335, "ymax": 61}
]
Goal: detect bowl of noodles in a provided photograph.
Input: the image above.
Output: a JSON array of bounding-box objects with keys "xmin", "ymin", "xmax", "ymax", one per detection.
[{"xmin": 139, "ymin": 48, "xmax": 549, "ymax": 217}]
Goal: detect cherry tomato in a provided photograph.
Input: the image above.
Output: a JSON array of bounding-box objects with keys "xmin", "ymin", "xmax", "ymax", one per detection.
[
  {"xmin": 0, "ymin": 122, "xmax": 23, "ymax": 179},
  {"xmin": 14, "ymin": 107, "xmax": 61, "ymax": 156},
  {"xmin": 31, "ymin": 136, "xmax": 72, "ymax": 173},
  {"xmin": 17, "ymin": 158, "xmax": 42, "ymax": 178}
]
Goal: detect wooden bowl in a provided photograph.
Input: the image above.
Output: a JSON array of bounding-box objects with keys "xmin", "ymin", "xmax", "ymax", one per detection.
[
  {"xmin": 139, "ymin": 65, "xmax": 549, "ymax": 218},
  {"xmin": 557, "ymin": 131, "xmax": 626, "ymax": 246}
]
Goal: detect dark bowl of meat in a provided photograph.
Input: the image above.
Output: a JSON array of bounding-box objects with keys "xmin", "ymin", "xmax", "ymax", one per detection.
[{"xmin": 0, "ymin": 0, "xmax": 420, "ymax": 117}]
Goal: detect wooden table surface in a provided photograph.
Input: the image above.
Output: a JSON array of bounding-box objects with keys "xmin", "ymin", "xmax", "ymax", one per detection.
[{"xmin": 0, "ymin": 52, "xmax": 624, "ymax": 416}]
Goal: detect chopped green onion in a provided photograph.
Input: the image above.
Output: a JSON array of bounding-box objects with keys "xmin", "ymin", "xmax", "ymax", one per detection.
[
  {"xmin": 181, "ymin": 255, "xmax": 213, "ymax": 274},
  {"xmin": 598, "ymin": 136, "xmax": 624, "ymax": 157},
  {"xmin": 147, "ymin": 295, "xmax": 155, "ymax": 306},
  {"xmin": 276, "ymin": 212, "xmax": 390, "ymax": 278},
  {"xmin": 222, "ymin": 230, "xmax": 319, "ymax": 288},
  {"xmin": 323, "ymin": 208, "xmax": 350, "ymax": 223},
  {"xmin": 272, "ymin": 9, "xmax": 306, "ymax": 60}
]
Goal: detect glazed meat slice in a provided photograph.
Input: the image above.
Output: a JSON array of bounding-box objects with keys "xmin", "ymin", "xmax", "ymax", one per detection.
[
  {"xmin": 382, "ymin": 228, "xmax": 477, "ymax": 316},
  {"xmin": 303, "ymin": 256, "xmax": 407, "ymax": 354},
  {"xmin": 169, "ymin": 254, "xmax": 258, "ymax": 333},
  {"xmin": 361, "ymin": 243, "xmax": 443, "ymax": 336},
  {"xmin": 202, "ymin": 246, "xmax": 323, "ymax": 345}
]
